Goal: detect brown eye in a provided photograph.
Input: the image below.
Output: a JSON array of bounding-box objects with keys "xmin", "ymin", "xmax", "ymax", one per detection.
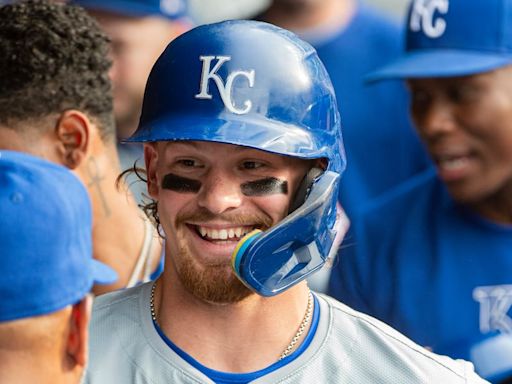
[
  {"xmin": 177, "ymin": 159, "xmax": 201, "ymax": 168},
  {"xmin": 448, "ymin": 84, "xmax": 480, "ymax": 104},
  {"xmin": 242, "ymin": 161, "xmax": 264, "ymax": 170}
]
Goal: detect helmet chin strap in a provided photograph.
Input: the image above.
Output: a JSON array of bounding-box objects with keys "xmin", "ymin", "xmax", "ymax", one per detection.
[{"xmin": 231, "ymin": 171, "xmax": 349, "ymax": 297}]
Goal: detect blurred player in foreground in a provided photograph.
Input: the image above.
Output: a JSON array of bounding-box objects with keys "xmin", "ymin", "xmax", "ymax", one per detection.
[{"xmin": 0, "ymin": 150, "xmax": 117, "ymax": 384}]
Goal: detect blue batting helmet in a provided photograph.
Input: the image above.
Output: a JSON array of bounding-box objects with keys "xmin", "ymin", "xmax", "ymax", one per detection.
[{"xmin": 127, "ymin": 20, "xmax": 348, "ymax": 296}]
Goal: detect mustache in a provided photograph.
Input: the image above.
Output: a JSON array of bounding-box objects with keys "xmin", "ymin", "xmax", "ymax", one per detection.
[{"xmin": 175, "ymin": 208, "xmax": 273, "ymax": 229}]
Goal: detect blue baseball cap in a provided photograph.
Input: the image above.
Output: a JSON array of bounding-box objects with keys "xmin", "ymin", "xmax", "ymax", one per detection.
[
  {"xmin": 366, "ymin": 0, "xmax": 512, "ymax": 81},
  {"xmin": 73, "ymin": 0, "xmax": 187, "ymax": 20},
  {"xmin": 0, "ymin": 151, "xmax": 117, "ymax": 322}
]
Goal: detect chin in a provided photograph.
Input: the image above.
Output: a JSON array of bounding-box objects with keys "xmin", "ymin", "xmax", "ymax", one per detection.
[
  {"xmin": 176, "ymin": 245, "xmax": 253, "ymax": 304},
  {"xmin": 447, "ymin": 183, "xmax": 492, "ymax": 205}
]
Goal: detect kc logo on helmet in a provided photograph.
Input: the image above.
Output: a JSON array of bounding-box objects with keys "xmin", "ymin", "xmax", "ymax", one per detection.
[
  {"xmin": 195, "ymin": 56, "xmax": 255, "ymax": 115},
  {"xmin": 409, "ymin": 0, "xmax": 449, "ymax": 39}
]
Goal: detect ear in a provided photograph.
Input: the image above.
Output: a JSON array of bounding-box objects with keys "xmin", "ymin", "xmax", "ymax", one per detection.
[
  {"xmin": 144, "ymin": 143, "xmax": 159, "ymax": 199},
  {"xmin": 55, "ymin": 110, "xmax": 91, "ymax": 169},
  {"xmin": 66, "ymin": 295, "xmax": 92, "ymax": 367}
]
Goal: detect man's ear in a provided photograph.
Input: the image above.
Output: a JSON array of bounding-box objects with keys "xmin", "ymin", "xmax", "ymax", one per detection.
[
  {"xmin": 66, "ymin": 295, "xmax": 92, "ymax": 368},
  {"xmin": 55, "ymin": 110, "xmax": 91, "ymax": 169},
  {"xmin": 144, "ymin": 143, "xmax": 159, "ymax": 199}
]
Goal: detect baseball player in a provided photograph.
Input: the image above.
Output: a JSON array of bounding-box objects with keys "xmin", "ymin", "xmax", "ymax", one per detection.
[
  {"xmin": 0, "ymin": 0, "xmax": 163, "ymax": 294},
  {"xmin": 0, "ymin": 150, "xmax": 117, "ymax": 384},
  {"xmin": 85, "ymin": 20, "xmax": 487, "ymax": 383},
  {"xmin": 328, "ymin": 0, "xmax": 512, "ymax": 382}
]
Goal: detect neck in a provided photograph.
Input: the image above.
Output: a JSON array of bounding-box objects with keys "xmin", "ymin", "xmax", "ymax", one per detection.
[
  {"xmin": 469, "ymin": 184, "xmax": 512, "ymax": 225},
  {"xmin": 260, "ymin": 0, "xmax": 356, "ymax": 32},
  {"xmin": 153, "ymin": 273, "xmax": 312, "ymax": 373},
  {"xmin": 0, "ymin": 352, "xmax": 80, "ymax": 384},
  {"xmin": 75, "ymin": 142, "xmax": 161, "ymax": 294}
]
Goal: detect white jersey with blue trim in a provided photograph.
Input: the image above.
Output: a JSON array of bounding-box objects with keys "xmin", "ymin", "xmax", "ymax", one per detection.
[{"xmin": 85, "ymin": 282, "xmax": 488, "ymax": 384}]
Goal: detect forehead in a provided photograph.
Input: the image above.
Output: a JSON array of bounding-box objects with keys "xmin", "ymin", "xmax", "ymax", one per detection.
[
  {"xmin": 160, "ymin": 140, "xmax": 273, "ymax": 156},
  {"xmin": 156, "ymin": 140, "xmax": 306, "ymax": 164}
]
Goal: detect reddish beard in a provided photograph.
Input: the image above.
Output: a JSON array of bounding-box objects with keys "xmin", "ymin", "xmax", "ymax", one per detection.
[{"xmin": 172, "ymin": 208, "xmax": 273, "ymax": 304}]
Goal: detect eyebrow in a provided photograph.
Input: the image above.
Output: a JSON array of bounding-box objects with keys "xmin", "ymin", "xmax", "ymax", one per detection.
[
  {"xmin": 166, "ymin": 141, "xmax": 258, "ymax": 154},
  {"xmin": 165, "ymin": 141, "xmax": 201, "ymax": 150}
]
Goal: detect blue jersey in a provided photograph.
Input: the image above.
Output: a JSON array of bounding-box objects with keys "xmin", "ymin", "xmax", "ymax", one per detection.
[
  {"xmin": 328, "ymin": 168, "xmax": 512, "ymax": 380},
  {"xmin": 311, "ymin": 5, "xmax": 429, "ymax": 217}
]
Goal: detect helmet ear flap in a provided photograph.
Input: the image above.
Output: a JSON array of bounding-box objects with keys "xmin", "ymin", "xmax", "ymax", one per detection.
[{"xmin": 289, "ymin": 167, "xmax": 323, "ymax": 213}]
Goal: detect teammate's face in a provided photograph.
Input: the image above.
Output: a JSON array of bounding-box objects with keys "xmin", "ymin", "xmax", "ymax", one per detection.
[
  {"xmin": 146, "ymin": 141, "xmax": 313, "ymax": 303},
  {"xmin": 408, "ymin": 66, "xmax": 512, "ymax": 206},
  {"xmin": 92, "ymin": 11, "xmax": 185, "ymax": 139}
]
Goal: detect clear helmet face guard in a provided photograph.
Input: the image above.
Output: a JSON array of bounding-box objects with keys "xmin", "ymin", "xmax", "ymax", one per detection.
[{"xmin": 231, "ymin": 171, "xmax": 349, "ymax": 297}]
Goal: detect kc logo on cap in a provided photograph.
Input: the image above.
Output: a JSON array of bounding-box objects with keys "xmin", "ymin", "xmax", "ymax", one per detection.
[{"xmin": 409, "ymin": 0, "xmax": 449, "ymax": 38}]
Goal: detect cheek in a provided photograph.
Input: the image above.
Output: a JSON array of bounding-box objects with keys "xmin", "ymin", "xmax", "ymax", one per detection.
[
  {"xmin": 157, "ymin": 190, "xmax": 194, "ymax": 228},
  {"xmin": 472, "ymin": 105, "xmax": 512, "ymax": 156},
  {"xmin": 488, "ymin": 129, "xmax": 512, "ymax": 163},
  {"xmin": 252, "ymin": 193, "xmax": 291, "ymax": 223}
]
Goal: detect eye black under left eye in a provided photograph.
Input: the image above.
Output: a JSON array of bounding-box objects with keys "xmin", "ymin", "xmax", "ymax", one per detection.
[{"xmin": 241, "ymin": 177, "xmax": 288, "ymax": 196}]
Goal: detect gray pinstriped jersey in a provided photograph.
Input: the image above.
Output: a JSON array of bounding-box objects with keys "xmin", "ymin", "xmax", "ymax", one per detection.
[{"xmin": 85, "ymin": 282, "xmax": 488, "ymax": 384}]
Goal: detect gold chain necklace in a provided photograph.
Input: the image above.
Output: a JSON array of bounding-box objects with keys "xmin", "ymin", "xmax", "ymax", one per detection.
[{"xmin": 150, "ymin": 282, "xmax": 313, "ymax": 361}]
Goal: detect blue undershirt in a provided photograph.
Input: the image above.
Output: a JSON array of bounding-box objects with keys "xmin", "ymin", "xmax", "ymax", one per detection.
[{"xmin": 153, "ymin": 294, "xmax": 320, "ymax": 384}]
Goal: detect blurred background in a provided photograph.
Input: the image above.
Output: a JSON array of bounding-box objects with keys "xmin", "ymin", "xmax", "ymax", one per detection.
[{"xmin": 188, "ymin": 0, "xmax": 409, "ymax": 24}]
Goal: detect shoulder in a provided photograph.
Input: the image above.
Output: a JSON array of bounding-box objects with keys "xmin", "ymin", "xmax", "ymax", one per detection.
[
  {"xmin": 86, "ymin": 284, "xmax": 151, "ymax": 383},
  {"xmin": 92, "ymin": 282, "xmax": 144, "ymax": 317},
  {"xmin": 88, "ymin": 283, "xmax": 147, "ymax": 350},
  {"xmin": 356, "ymin": 168, "xmax": 440, "ymax": 225},
  {"xmin": 315, "ymin": 294, "xmax": 487, "ymax": 383}
]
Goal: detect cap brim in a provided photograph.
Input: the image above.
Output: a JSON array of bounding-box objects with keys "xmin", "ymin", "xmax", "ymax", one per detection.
[
  {"xmin": 365, "ymin": 50, "xmax": 512, "ymax": 83},
  {"xmin": 90, "ymin": 259, "xmax": 118, "ymax": 285}
]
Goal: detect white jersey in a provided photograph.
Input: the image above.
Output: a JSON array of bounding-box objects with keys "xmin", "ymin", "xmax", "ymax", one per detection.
[{"xmin": 85, "ymin": 282, "xmax": 488, "ymax": 384}]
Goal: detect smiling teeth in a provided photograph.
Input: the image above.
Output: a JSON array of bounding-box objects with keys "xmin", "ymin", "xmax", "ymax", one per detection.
[
  {"xmin": 439, "ymin": 157, "xmax": 469, "ymax": 170},
  {"xmin": 198, "ymin": 226, "xmax": 252, "ymax": 240}
]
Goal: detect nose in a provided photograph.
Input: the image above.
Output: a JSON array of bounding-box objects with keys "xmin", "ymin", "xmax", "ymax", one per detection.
[
  {"xmin": 413, "ymin": 100, "xmax": 456, "ymax": 140},
  {"xmin": 197, "ymin": 172, "xmax": 243, "ymax": 215}
]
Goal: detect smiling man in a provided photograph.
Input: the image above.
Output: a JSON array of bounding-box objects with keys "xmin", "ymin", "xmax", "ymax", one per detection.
[
  {"xmin": 328, "ymin": 0, "xmax": 512, "ymax": 382},
  {"xmin": 85, "ymin": 20, "xmax": 487, "ymax": 384}
]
